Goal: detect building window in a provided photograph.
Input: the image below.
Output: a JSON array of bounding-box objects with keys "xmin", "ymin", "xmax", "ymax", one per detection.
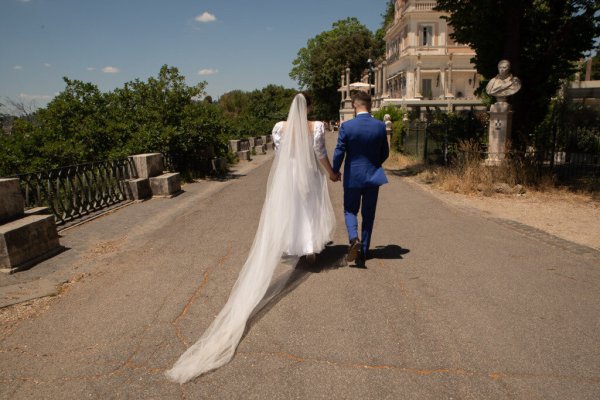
[
  {"xmin": 422, "ymin": 79, "xmax": 432, "ymax": 99},
  {"xmin": 421, "ymin": 25, "xmax": 433, "ymax": 46}
]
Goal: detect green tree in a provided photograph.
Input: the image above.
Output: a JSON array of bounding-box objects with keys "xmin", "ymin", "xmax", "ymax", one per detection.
[
  {"xmin": 435, "ymin": 0, "xmax": 600, "ymax": 149},
  {"xmin": 106, "ymin": 65, "xmax": 208, "ymax": 157},
  {"xmin": 218, "ymin": 85, "xmax": 297, "ymax": 137},
  {"xmin": 0, "ymin": 65, "xmax": 233, "ymax": 178},
  {"xmin": 290, "ymin": 17, "xmax": 379, "ymax": 120},
  {"xmin": 374, "ymin": 0, "xmax": 396, "ymax": 57}
]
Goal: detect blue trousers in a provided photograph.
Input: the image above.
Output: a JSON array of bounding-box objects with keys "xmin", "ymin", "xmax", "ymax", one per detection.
[{"xmin": 343, "ymin": 186, "xmax": 380, "ymax": 256}]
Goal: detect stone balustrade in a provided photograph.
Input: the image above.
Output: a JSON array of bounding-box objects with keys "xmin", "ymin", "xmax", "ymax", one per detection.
[
  {"xmin": 228, "ymin": 135, "xmax": 273, "ymax": 161},
  {"xmin": 1, "ymin": 136, "xmax": 274, "ymax": 271},
  {"xmin": 124, "ymin": 153, "xmax": 181, "ymax": 200}
]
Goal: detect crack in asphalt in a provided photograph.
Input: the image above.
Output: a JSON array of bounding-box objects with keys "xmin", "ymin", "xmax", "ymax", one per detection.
[
  {"xmin": 171, "ymin": 244, "xmax": 233, "ymax": 347},
  {"xmin": 237, "ymin": 350, "xmax": 600, "ymax": 383}
]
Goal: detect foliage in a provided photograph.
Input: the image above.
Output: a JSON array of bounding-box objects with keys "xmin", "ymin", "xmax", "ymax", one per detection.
[
  {"xmin": 372, "ymin": 105, "xmax": 404, "ymax": 123},
  {"xmin": 0, "ymin": 66, "xmax": 300, "ymax": 178},
  {"xmin": 374, "ymin": 1, "xmax": 397, "ymax": 59},
  {"xmin": 535, "ymin": 96, "xmax": 600, "ymax": 154},
  {"xmin": 290, "ymin": 17, "xmax": 380, "ymax": 120},
  {"xmin": 218, "ymin": 85, "xmax": 297, "ymax": 137},
  {"xmin": 430, "ymin": 110, "xmax": 487, "ymax": 144},
  {"xmin": 373, "ymin": 106, "xmax": 407, "ymax": 152},
  {"xmin": 435, "ymin": 0, "xmax": 600, "ymax": 149},
  {"xmin": 0, "ymin": 66, "xmax": 234, "ymax": 177}
]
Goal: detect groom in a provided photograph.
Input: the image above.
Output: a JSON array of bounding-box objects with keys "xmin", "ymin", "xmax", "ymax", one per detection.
[{"xmin": 332, "ymin": 91, "xmax": 389, "ymax": 263}]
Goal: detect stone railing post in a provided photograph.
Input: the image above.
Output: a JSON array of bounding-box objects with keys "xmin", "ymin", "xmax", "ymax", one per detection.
[{"xmin": 1, "ymin": 178, "xmax": 61, "ymax": 272}]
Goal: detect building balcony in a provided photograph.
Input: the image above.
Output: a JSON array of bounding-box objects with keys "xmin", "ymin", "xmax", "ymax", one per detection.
[{"xmin": 405, "ymin": 0, "xmax": 438, "ymax": 12}]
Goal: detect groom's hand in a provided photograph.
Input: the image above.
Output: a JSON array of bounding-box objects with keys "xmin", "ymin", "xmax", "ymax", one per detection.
[{"xmin": 329, "ymin": 171, "xmax": 341, "ymax": 182}]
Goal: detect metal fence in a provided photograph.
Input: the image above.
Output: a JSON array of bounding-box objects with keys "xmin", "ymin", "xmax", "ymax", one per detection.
[
  {"xmin": 401, "ymin": 120, "xmax": 600, "ymax": 185},
  {"xmin": 14, "ymin": 158, "xmax": 135, "ymax": 225},
  {"xmin": 403, "ymin": 121, "xmax": 451, "ymax": 165}
]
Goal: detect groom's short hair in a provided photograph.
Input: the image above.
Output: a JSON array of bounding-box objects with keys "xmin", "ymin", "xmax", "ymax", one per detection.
[{"xmin": 352, "ymin": 91, "xmax": 372, "ymax": 109}]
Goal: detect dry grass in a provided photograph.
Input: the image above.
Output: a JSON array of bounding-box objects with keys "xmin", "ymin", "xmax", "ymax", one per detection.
[
  {"xmin": 425, "ymin": 141, "xmax": 542, "ymax": 196},
  {"xmin": 383, "ymin": 152, "xmax": 425, "ymax": 175},
  {"xmin": 386, "ymin": 142, "xmax": 598, "ymax": 201}
]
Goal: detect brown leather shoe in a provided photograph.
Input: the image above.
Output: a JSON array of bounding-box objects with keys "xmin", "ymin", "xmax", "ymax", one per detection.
[{"xmin": 346, "ymin": 238, "xmax": 361, "ymax": 262}]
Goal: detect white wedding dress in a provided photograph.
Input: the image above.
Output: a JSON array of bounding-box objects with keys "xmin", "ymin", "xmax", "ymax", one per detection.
[{"xmin": 165, "ymin": 94, "xmax": 336, "ymax": 383}]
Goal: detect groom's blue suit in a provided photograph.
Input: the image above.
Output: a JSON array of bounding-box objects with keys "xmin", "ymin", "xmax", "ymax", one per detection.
[{"xmin": 333, "ymin": 112, "xmax": 389, "ymax": 257}]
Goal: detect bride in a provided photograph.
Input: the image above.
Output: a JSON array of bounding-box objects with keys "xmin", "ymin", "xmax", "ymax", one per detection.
[{"xmin": 165, "ymin": 93, "xmax": 338, "ymax": 383}]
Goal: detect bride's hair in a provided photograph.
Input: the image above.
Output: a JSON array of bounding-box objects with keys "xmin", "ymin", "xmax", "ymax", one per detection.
[{"xmin": 299, "ymin": 91, "xmax": 312, "ymax": 109}]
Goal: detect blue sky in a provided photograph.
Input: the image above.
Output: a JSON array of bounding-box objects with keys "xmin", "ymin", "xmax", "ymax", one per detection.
[{"xmin": 0, "ymin": 0, "xmax": 386, "ymax": 110}]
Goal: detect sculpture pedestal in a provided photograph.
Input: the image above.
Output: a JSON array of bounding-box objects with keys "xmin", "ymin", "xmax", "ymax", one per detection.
[{"xmin": 485, "ymin": 101, "xmax": 513, "ymax": 166}]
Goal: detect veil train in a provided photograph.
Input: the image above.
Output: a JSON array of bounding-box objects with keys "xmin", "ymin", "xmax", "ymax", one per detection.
[{"xmin": 165, "ymin": 94, "xmax": 335, "ymax": 383}]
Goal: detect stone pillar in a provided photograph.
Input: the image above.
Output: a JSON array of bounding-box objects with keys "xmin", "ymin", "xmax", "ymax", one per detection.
[
  {"xmin": 485, "ymin": 101, "xmax": 513, "ymax": 165},
  {"xmin": 440, "ymin": 67, "xmax": 447, "ymax": 99},
  {"xmin": 375, "ymin": 67, "xmax": 381, "ymax": 101},
  {"xmin": 446, "ymin": 54, "xmax": 454, "ymax": 98},
  {"xmin": 0, "ymin": 178, "xmax": 61, "ymax": 272},
  {"xmin": 0, "ymin": 179, "xmax": 24, "ymax": 224},
  {"xmin": 128, "ymin": 153, "xmax": 181, "ymax": 198},
  {"xmin": 340, "ymin": 69, "xmax": 346, "ymax": 100},
  {"xmin": 380, "ymin": 66, "xmax": 385, "ymax": 98},
  {"xmin": 415, "ymin": 54, "xmax": 423, "ymax": 98},
  {"xmin": 382, "ymin": 61, "xmax": 388, "ymax": 98},
  {"xmin": 346, "ymin": 67, "xmax": 351, "ymax": 98},
  {"xmin": 130, "ymin": 153, "xmax": 163, "ymax": 179}
]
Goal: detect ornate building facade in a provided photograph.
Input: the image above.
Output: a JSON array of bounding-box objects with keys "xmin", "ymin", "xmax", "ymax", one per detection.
[{"xmin": 340, "ymin": 0, "xmax": 485, "ymax": 121}]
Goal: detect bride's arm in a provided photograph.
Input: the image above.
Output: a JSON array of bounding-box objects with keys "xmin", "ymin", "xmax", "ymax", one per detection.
[
  {"xmin": 314, "ymin": 121, "xmax": 340, "ymax": 181},
  {"xmin": 272, "ymin": 121, "xmax": 284, "ymax": 151}
]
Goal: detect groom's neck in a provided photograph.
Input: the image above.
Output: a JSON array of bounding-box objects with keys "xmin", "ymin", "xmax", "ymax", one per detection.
[{"xmin": 354, "ymin": 107, "xmax": 369, "ymax": 114}]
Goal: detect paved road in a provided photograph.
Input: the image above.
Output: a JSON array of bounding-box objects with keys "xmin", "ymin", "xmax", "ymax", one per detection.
[{"xmin": 1, "ymin": 132, "xmax": 599, "ymax": 399}]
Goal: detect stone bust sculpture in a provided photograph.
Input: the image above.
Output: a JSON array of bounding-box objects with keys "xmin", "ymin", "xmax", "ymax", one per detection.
[{"xmin": 485, "ymin": 60, "xmax": 521, "ymax": 100}]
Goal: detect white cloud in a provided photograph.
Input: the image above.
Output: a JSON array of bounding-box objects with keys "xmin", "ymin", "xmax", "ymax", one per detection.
[
  {"xmin": 102, "ymin": 66, "xmax": 120, "ymax": 74},
  {"xmin": 195, "ymin": 12, "xmax": 216, "ymax": 23},
  {"xmin": 198, "ymin": 68, "xmax": 218, "ymax": 76},
  {"xmin": 19, "ymin": 0, "xmax": 32, "ymax": 3},
  {"xmin": 18, "ymin": 93, "xmax": 53, "ymax": 102},
  {"xmin": 44, "ymin": 63, "xmax": 51, "ymax": 67},
  {"xmin": 13, "ymin": 65, "xmax": 23, "ymax": 70},
  {"xmin": 87, "ymin": 67, "xmax": 96, "ymax": 71}
]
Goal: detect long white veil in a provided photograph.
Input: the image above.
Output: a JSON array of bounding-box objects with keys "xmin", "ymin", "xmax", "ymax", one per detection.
[{"xmin": 165, "ymin": 94, "xmax": 335, "ymax": 383}]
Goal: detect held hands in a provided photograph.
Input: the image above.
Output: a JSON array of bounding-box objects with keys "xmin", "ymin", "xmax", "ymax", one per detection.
[{"xmin": 329, "ymin": 171, "xmax": 341, "ymax": 182}]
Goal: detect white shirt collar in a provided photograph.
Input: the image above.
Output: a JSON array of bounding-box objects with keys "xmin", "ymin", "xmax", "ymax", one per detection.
[{"xmin": 356, "ymin": 111, "xmax": 370, "ymax": 116}]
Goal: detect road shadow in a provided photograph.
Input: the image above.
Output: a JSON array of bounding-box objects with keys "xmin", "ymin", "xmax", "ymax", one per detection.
[
  {"xmin": 244, "ymin": 244, "xmax": 351, "ymax": 338},
  {"xmin": 386, "ymin": 167, "xmax": 426, "ymax": 177},
  {"xmin": 9, "ymin": 245, "xmax": 70, "ymax": 273},
  {"xmin": 368, "ymin": 244, "xmax": 410, "ymax": 260},
  {"xmin": 204, "ymin": 172, "xmax": 246, "ymax": 182},
  {"xmin": 296, "ymin": 244, "xmax": 348, "ymax": 273}
]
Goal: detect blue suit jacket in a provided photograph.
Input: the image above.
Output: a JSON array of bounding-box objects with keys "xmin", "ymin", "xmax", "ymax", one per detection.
[{"xmin": 333, "ymin": 113, "xmax": 389, "ymax": 188}]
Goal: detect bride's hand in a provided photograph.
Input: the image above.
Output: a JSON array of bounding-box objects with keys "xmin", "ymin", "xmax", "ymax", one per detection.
[{"xmin": 329, "ymin": 171, "xmax": 341, "ymax": 182}]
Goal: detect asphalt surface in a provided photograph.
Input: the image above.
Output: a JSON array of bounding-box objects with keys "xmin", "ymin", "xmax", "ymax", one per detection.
[{"xmin": 1, "ymin": 132, "xmax": 599, "ymax": 399}]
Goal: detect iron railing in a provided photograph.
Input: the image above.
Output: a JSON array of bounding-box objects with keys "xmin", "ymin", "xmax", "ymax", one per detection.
[{"xmin": 13, "ymin": 158, "xmax": 135, "ymax": 225}]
